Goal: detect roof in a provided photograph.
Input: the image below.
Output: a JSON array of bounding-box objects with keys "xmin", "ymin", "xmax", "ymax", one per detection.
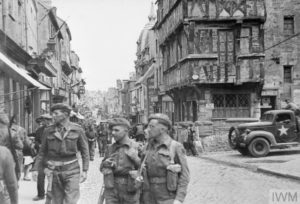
[
  {"xmin": 38, "ymin": 1, "xmax": 63, "ymax": 39},
  {"xmin": 57, "ymin": 17, "xmax": 72, "ymax": 41},
  {"xmin": 136, "ymin": 2, "xmax": 157, "ymax": 54}
]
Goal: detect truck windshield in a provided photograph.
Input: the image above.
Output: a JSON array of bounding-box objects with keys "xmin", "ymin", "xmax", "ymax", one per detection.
[{"xmin": 261, "ymin": 113, "xmax": 274, "ymax": 122}]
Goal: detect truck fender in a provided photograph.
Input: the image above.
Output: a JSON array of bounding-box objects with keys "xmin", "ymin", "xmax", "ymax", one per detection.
[{"xmin": 245, "ymin": 131, "xmax": 277, "ymax": 146}]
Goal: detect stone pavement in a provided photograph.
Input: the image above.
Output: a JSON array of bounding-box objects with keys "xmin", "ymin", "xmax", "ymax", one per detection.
[
  {"xmin": 200, "ymin": 147, "xmax": 300, "ymax": 181},
  {"xmin": 19, "ymin": 152, "xmax": 300, "ymax": 204}
]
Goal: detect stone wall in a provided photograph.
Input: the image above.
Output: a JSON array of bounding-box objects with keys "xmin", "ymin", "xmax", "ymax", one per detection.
[
  {"xmin": 264, "ymin": 0, "xmax": 300, "ymax": 106},
  {"xmin": 174, "ymin": 118, "xmax": 259, "ymax": 153}
]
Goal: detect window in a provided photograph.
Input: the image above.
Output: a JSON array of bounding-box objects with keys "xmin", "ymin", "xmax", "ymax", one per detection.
[
  {"xmin": 284, "ymin": 16, "xmax": 294, "ymax": 37},
  {"xmin": 212, "ymin": 93, "xmax": 250, "ymax": 118},
  {"xmin": 275, "ymin": 113, "xmax": 291, "ymax": 123},
  {"xmin": 283, "ymin": 66, "xmax": 292, "ymax": 83}
]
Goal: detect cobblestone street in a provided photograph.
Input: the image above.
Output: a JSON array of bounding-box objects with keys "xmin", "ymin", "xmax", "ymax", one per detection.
[{"xmin": 21, "ymin": 153, "xmax": 300, "ymax": 204}]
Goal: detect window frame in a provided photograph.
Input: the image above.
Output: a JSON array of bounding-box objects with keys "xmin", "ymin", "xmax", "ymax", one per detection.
[
  {"xmin": 283, "ymin": 65, "xmax": 293, "ymax": 83},
  {"xmin": 283, "ymin": 16, "xmax": 295, "ymax": 37}
]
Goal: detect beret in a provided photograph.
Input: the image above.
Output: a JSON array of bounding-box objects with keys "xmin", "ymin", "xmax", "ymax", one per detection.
[
  {"xmin": 148, "ymin": 113, "xmax": 172, "ymax": 130},
  {"xmin": 51, "ymin": 103, "xmax": 72, "ymax": 113},
  {"xmin": 36, "ymin": 114, "xmax": 52, "ymax": 122},
  {"xmin": 0, "ymin": 112, "xmax": 9, "ymax": 125},
  {"xmin": 108, "ymin": 118, "xmax": 131, "ymax": 129}
]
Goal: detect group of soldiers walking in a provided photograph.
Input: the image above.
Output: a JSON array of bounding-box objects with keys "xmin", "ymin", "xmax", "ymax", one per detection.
[
  {"xmin": 100, "ymin": 114, "xmax": 190, "ymax": 204},
  {"xmin": 0, "ymin": 102, "xmax": 190, "ymax": 204}
]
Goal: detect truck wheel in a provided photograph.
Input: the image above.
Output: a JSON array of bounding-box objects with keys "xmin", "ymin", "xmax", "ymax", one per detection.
[
  {"xmin": 228, "ymin": 127, "xmax": 239, "ymax": 149},
  {"xmin": 248, "ymin": 138, "xmax": 270, "ymax": 157},
  {"xmin": 237, "ymin": 147, "xmax": 248, "ymax": 156}
]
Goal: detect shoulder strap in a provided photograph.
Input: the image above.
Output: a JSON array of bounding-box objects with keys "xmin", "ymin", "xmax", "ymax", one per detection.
[
  {"xmin": 169, "ymin": 140, "xmax": 178, "ymax": 164},
  {"xmin": 138, "ymin": 143, "xmax": 150, "ymax": 175}
]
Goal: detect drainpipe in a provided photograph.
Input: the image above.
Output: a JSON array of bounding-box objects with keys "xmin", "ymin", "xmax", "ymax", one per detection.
[
  {"xmin": 24, "ymin": 0, "xmax": 28, "ymax": 51},
  {"xmin": 2, "ymin": 0, "xmax": 6, "ymax": 31}
]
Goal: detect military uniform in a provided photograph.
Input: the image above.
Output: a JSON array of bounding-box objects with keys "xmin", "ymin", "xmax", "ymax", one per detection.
[
  {"xmin": 142, "ymin": 114, "xmax": 190, "ymax": 204},
  {"xmin": 32, "ymin": 104, "xmax": 89, "ymax": 204},
  {"xmin": 0, "ymin": 113, "xmax": 24, "ymax": 180},
  {"xmin": 97, "ymin": 123, "xmax": 109, "ymax": 156},
  {"xmin": 100, "ymin": 118, "xmax": 141, "ymax": 204},
  {"xmin": 0, "ymin": 146, "xmax": 18, "ymax": 204},
  {"xmin": 85, "ymin": 126, "xmax": 97, "ymax": 161}
]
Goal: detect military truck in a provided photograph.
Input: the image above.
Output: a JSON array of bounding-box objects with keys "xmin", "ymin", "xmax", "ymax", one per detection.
[{"xmin": 228, "ymin": 110, "xmax": 300, "ymax": 157}]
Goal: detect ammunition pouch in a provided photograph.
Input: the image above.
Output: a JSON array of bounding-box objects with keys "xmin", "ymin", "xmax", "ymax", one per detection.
[
  {"xmin": 166, "ymin": 164, "xmax": 181, "ymax": 192},
  {"xmin": 102, "ymin": 168, "xmax": 114, "ymax": 189},
  {"xmin": 166, "ymin": 170, "xmax": 178, "ymax": 192}
]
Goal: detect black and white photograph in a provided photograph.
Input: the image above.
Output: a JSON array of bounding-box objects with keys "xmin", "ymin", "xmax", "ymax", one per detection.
[{"xmin": 1, "ymin": 0, "xmax": 300, "ymax": 204}]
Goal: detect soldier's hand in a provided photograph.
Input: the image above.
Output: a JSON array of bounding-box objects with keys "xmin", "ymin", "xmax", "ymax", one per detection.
[
  {"xmin": 101, "ymin": 158, "xmax": 116, "ymax": 168},
  {"xmin": 173, "ymin": 200, "xmax": 182, "ymax": 204},
  {"xmin": 80, "ymin": 171, "xmax": 87, "ymax": 183}
]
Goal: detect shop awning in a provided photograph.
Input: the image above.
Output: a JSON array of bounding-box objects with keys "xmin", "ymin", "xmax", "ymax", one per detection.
[
  {"xmin": 135, "ymin": 64, "xmax": 156, "ymax": 85},
  {"xmin": 0, "ymin": 52, "xmax": 50, "ymax": 90}
]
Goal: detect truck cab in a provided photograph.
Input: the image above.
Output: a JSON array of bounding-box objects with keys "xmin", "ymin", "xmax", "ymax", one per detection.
[{"xmin": 228, "ymin": 110, "xmax": 300, "ymax": 157}]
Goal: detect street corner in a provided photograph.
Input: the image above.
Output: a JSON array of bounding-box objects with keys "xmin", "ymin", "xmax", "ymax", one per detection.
[{"xmin": 199, "ymin": 148, "xmax": 300, "ymax": 181}]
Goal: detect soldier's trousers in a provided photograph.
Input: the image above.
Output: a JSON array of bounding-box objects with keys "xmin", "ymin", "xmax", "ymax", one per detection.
[
  {"xmin": 88, "ymin": 141, "xmax": 96, "ymax": 160},
  {"xmin": 37, "ymin": 166, "xmax": 46, "ymax": 197},
  {"xmin": 142, "ymin": 183, "xmax": 176, "ymax": 204},
  {"xmin": 104, "ymin": 180, "xmax": 140, "ymax": 204},
  {"xmin": 51, "ymin": 161, "xmax": 81, "ymax": 204}
]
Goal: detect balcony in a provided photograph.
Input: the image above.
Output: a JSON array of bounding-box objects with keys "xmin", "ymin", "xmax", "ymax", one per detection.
[
  {"xmin": 28, "ymin": 57, "xmax": 57, "ymax": 77},
  {"xmin": 163, "ymin": 57, "xmax": 264, "ymax": 91}
]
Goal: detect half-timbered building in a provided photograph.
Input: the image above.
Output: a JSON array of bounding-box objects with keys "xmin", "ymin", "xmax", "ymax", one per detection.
[{"xmin": 156, "ymin": 0, "xmax": 266, "ymax": 123}]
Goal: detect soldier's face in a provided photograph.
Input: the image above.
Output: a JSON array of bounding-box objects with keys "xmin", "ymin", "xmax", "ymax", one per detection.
[
  {"xmin": 111, "ymin": 125, "xmax": 128, "ymax": 142},
  {"xmin": 52, "ymin": 110, "xmax": 68, "ymax": 124},
  {"xmin": 147, "ymin": 119, "xmax": 162, "ymax": 139}
]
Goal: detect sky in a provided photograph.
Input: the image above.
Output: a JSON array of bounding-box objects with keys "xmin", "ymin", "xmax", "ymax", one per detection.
[{"xmin": 52, "ymin": 0, "xmax": 154, "ymax": 91}]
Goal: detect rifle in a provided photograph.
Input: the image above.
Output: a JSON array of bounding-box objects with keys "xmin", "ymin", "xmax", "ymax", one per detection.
[{"xmin": 8, "ymin": 115, "xmax": 21, "ymax": 180}]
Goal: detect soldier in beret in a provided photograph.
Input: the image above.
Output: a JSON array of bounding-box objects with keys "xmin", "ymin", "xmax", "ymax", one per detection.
[
  {"xmin": 141, "ymin": 113, "xmax": 190, "ymax": 204},
  {"xmin": 100, "ymin": 118, "xmax": 141, "ymax": 204},
  {"xmin": 31, "ymin": 103, "xmax": 89, "ymax": 204}
]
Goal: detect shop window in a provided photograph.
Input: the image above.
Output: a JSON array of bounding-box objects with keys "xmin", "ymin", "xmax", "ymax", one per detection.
[{"xmin": 212, "ymin": 93, "xmax": 250, "ymax": 118}]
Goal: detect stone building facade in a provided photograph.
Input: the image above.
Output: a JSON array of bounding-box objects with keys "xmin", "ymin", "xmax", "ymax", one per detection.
[
  {"xmin": 131, "ymin": 2, "xmax": 158, "ymax": 124},
  {"xmin": 262, "ymin": 0, "xmax": 300, "ymax": 114},
  {"xmin": 0, "ymin": 0, "xmax": 85, "ymax": 132}
]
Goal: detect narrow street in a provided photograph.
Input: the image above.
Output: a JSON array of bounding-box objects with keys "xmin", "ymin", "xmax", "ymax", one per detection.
[{"xmin": 20, "ymin": 154, "xmax": 300, "ymax": 204}]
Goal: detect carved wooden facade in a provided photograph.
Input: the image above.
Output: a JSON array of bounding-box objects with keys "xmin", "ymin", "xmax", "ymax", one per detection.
[{"xmin": 157, "ymin": 0, "xmax": 266, "ymax": 121}]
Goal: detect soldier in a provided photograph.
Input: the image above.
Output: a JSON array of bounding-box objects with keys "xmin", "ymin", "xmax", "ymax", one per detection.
[
  {"xmin": 100, "ymin": 118, "xmax": 141, "ymax": 204},
  {"xmin": 0, "ymin": 112, "xmax": 23, "ymax": 181},
  {"xmin": 0, "ymin": 146, "xmax": 18, "ymax": 204},
  {"xmin": 85, "ymin": 124, "xmax": 97, "ymax": 161},
  {"xmin": 32, "ymin": 114, "xmax": 53, "ymax": 202},
  {"xmin": 31, "ymin": 103, "xmax": 89, "ymax": 204},
  {"xmin": 142, "ymin": 113, "xmax": 190, "ymax": 204},
  {"xmin": 97, "ymin": 122, "xmax": 109, "ymax": 157},
  {"xmin": 186, "ymin": 125, "xmax": 198, "ymax": 156}
]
